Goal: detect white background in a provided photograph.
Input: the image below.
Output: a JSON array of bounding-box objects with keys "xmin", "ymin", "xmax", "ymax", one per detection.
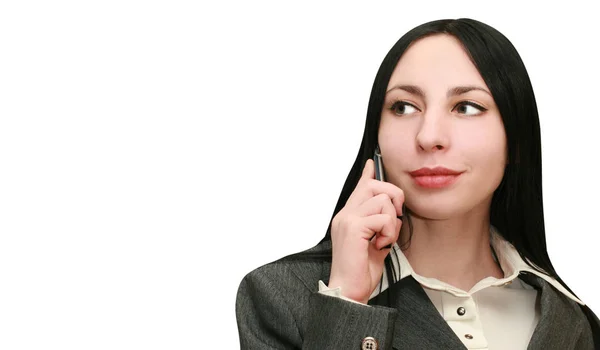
[{"xmin": 1, "ymin": 1, "xmax": 598, "ymax": 349}]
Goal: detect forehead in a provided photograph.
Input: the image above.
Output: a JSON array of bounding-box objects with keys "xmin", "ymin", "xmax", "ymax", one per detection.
[{"xmin": 387, "ymin": 34, "xmax": 487, "ymax": 90}]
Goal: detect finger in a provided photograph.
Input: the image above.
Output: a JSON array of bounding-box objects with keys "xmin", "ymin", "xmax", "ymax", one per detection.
[
  {"xmin": 363, "ymin": 195, "xmax": 401, "ymax": 247},
  {"xmin": 355, "ymin": 193, "xmax": 397, "ymax": 218},
  {"xmin": 361, "ymin": 158, "xmax": 375, "ymax": 181},
  {"xmin": 371, "ymin": 217, "xmax": 402, "ymax": 247},
  {"xmin": 369, "ymin": 224, "xmax": 402, "ymax": 263},
  {"xmin": 370, "ymin": 218, "xmax": 402, "ymax": 253},
  {"xmin": 347, "ymin": 159, "xmax": 375, "ymax": 205},
  {"xmin": 346, "ymin": 159, "xmax": 375, "ymax": 206},
  {"xmin": 360, "ymin": 194, "xmax": 402, "ymax": 245},
  {"xmin": 347, "ymin": 180, "xmax": 405, "ymax": 217},
  {"xmin": 360, "ymin": 214, "xmax": 397, "ymax": 249}
]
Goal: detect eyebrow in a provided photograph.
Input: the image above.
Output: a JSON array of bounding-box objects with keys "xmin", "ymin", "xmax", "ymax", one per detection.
[{"xmin": 385, "ymin": 84, "xmax": 492, "ymax": 98}]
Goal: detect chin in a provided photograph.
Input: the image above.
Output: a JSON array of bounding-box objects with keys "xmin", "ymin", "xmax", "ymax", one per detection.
[
  {"xmin": 408, "ymin": 207, "xmax": 459, "ymax": 220},
  {"xmin": 405, "ymin": 197, "xmax": 472, "ymax": 220},
  {"xmin": 406, "ymin": 192, "xmax": 492, "ymax": 220}
]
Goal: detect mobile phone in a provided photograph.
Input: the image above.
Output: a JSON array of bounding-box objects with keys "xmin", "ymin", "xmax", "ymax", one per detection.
[
  {"xmin": 374, "ymin": 145, "xmax": 385, "ymax": 181},
  {"xmin": 374, "ymin": 144, "xmax": 404, "ymax": 223},
  {"xmin": 373, "ymin": 145, "xmax": 395, "ymax": 250}
]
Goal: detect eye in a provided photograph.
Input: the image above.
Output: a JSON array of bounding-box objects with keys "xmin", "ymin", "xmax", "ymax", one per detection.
[
  {"xmin": 454, "ymin": 101, "xmax": 487, "ymax": 116},
  {"xmin": 389, "ymin": 101, "xmax": 420, "ymax": 116}
]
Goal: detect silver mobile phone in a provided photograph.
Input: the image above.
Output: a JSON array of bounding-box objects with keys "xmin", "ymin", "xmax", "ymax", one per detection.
[
  {"xmin": 374, "ymin": 145, "xmax": 385, "ymax": 181},
  {"xmin": 373, "ymin": 145, "xmax": 396, "ymax": 250},
  {"xmin": 374, "ymin": 144, "xmax": 405, "ymax": 220}
]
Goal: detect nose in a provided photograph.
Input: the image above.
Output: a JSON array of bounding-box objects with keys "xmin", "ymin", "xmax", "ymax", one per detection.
[{"xmin": 415, "ymin": 113, "xmax": 449, "ymax": 152}]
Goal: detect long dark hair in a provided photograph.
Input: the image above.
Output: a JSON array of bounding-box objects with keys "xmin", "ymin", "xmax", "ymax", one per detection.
[{"xmin": 279, "ymin": 18, "xmax": 599, "ymax": 341}]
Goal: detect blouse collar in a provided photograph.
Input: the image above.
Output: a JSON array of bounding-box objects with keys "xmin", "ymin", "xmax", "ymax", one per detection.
[{"xmin": 369, "ymin": 225, "xmax": 584, "ymax": 306}]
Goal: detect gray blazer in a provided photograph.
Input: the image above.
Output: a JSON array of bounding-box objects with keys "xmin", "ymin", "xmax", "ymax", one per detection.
[{"xmin": 236, "ymin": 241, "xmax": 597, "ymax": 349}]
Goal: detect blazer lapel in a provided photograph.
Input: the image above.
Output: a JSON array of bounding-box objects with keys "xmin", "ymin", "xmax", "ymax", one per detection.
[
  {"xmin": 520, "ymin": 272, "xmax": 584, "ymax": 349},
  {"xmin": 370, "ymin": 277, "xmax": 467, "ymax": 349}
]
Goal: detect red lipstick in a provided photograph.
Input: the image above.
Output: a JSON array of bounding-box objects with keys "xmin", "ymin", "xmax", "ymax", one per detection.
[{"xmin": 409, "ymin": 167, "xmax": 464, "ymax": 189}]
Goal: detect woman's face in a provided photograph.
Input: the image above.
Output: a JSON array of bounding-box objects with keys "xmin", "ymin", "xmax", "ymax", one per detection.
[{"xmin": 378, "ymin": 34, "xmax": 507, "ymax": 219}]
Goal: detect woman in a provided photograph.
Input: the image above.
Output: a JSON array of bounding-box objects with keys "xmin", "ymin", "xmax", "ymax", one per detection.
[{"xmin": 235, "ymin": 18, "xmax": 599, "ymax": 349}]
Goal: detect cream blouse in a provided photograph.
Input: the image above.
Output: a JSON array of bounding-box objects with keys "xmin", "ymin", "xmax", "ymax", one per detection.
[{"xmin": 318, "ymin": 226, "xmax": 585, "ymax": 350}]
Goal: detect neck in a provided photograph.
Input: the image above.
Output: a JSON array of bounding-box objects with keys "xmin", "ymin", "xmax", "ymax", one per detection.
[{"xmin": 399, "ymin": 205, "xmax": 504, "ymax": 292}]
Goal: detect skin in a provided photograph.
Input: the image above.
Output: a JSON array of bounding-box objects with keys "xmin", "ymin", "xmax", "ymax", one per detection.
[{"xmin": 378, "ymin": 34, "xmax": 507, "ymax": 292}]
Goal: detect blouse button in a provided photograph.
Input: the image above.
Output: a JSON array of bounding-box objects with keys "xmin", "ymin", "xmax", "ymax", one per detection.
[
  {"xmin": 464, "ymin": 334, "xmax": 474, "ymax": 340},
  {"xmin": 457, "ymin": 307, "xmax": 466, "ymax": 316}
]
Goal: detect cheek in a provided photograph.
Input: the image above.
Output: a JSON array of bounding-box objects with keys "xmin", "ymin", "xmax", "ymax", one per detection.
[
  {"xmin": 378, "ymin": 126, "xmax": 415, "ymax": 168},
  {"xmin": 462, "ymin": 121, "xmax": 507, "ymax": 169},
  {"xmin": 377, "ymin": 125, "xmax": 416, "ymax": 189},
  {"xmin": 378, "ymin": 120, "xmax": 414, "ymax": 152}
]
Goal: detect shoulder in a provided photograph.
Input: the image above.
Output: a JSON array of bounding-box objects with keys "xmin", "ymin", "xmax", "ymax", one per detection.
[
  {"xmin": 519, "ymin": 272, "xmax": 596, "ymax": 347},
  {"xmin": 238, "ymin": 240, "xmax": 332, "ymax": 297},
  {"xmin": 235, "ymin": 240, "xmax": 333, "ymax": 341},
  {"xmin": 520, "ymin": 272, "xmax": 587, "ymax": 317}
]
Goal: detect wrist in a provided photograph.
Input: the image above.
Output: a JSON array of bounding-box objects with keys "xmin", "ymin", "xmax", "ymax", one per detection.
[{"xmin": 325, "ymin": 280, "xmax": 369, "ymax": 304}]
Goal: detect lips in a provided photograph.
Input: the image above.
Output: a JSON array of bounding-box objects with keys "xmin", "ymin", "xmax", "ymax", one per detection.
[
  {"xmin": 409, "ymin": 167, "xmax": 464, "ymax": 189},
  {"xmin": 409, "ymin": 167, "xmax": 463, "ymax": 176}
]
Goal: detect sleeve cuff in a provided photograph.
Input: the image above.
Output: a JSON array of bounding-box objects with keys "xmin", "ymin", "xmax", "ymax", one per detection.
[{"xmin": 318, "ymin": 280, "xmax": 370, "ymax": 306}]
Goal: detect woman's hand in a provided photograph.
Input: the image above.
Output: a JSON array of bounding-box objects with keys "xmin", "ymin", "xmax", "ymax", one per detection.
[{"xmin": 328, "ymin": 159, "xmax": 404, "ymax": 304}]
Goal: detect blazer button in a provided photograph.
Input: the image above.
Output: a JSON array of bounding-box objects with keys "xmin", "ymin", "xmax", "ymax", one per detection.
[{"xmin": 362, "ymin": 336, "xmax": 378, "ymax": 350}]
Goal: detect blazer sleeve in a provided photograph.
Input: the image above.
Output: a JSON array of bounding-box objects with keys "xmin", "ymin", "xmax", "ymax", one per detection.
[{"xmin": 235, "ymin": 264, "xmax": 399, "ymax": 349}]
